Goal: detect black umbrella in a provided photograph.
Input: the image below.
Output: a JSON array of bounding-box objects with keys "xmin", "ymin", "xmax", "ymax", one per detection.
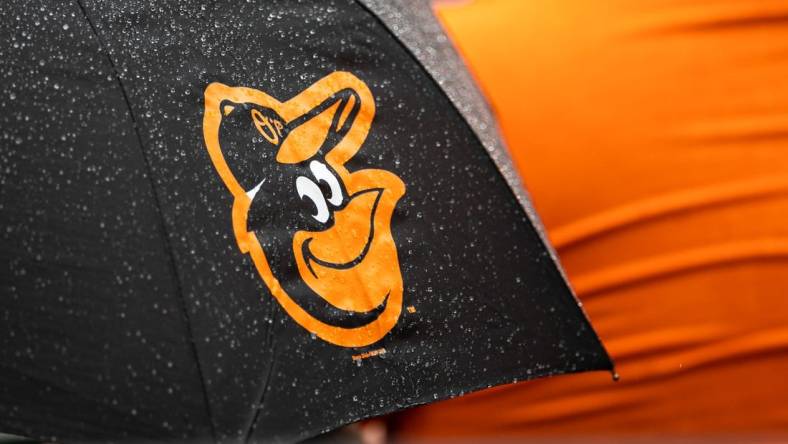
[{"xmin": 0, "ymin": 0, "xmax": 612, "ymax": 442}]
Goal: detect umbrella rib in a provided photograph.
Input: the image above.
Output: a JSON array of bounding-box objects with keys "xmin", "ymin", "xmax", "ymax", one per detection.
[
  {"xmin": 243, "ymin": 309, "xmax": 278, "ymax": 443},
  {"xmin": 74, "ymin": 1, "xmax": 218, "ymax": 441}
]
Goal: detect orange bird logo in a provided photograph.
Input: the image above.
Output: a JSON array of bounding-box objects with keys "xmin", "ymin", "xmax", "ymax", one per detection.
[{"xmin": 202, "ymin": 72, "xmax": 406, "ymax": 348}]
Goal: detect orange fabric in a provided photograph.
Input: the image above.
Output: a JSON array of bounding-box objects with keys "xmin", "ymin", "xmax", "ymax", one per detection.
[{"xmin": 392, "ymin": 0, "xmax": 788, "ymax": 438}]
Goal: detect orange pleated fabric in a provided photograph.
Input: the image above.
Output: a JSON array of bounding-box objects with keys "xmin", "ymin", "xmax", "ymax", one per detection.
[{"xmin": 391, "ymin": 0, "xmax": 788, "ymax": 439}]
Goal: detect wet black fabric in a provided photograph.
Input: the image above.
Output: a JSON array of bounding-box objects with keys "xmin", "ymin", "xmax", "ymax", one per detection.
[
  {"xmin": 0, "ymin": 0, "xmax": 612, "ymax": 442},
  {"xmin": 0, "ymin": 0, "xmax": 212, "ymax": 440}
]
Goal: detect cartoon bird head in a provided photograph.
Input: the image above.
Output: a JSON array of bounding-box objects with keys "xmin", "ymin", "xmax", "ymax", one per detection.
[{"xmin": 202, "ymin": 72, "xmax": 406, "ymax": 347}]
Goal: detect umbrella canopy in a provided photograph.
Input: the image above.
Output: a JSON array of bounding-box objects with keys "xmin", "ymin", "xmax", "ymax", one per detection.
[{"xmin": 0, "ymin": 0, "xmax": 612, "ymax": 442}]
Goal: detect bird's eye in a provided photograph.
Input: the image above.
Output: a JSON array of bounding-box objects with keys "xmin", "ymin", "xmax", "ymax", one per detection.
[
  {"xmin": 296, "ymin": 176, "xmax": 329, "ymax": 223},
  {"xmin": 309, "ymin": 160, "xmax": 342, "ymax": 206}
]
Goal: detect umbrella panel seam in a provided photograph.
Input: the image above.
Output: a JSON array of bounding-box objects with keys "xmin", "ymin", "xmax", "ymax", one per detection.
[{"xmin": 73, "ymin": 1, "xmax": 218, "ymax": 441}]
